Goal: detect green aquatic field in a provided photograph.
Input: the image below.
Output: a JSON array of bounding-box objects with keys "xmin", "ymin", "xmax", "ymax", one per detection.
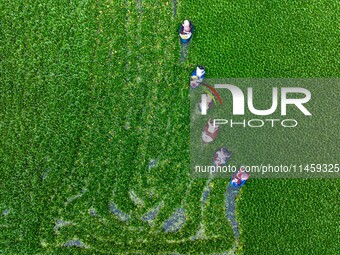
[{"xmin": 0, "ymin": 0, "xmax": 338, "ymax": 254}]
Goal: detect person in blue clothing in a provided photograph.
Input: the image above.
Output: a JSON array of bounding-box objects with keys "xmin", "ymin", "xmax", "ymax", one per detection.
[
  {"xmin": 190, "ymin": 66, "xmax": 205, "ymax": 88},
  {"xmin": 179, "ymin": 19, "xmax": 193, "ymax": 43},
  {"xmin": 231, "ymin": 167, "xmax": 250, "ymax": 187}
]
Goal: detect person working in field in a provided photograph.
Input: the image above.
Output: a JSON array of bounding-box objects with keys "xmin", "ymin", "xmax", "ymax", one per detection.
[
  {"xmin": 213, "ymin": 147, "xmax": 232, "ymax": 166},
  {"xmin": 231, "ymin": 167, "xmax": 250, "ymax": 187},
  {"xmin": 190, "ymin": 66, "xmax": 205, "ymax": 88},
  {"xmin": 202, "ymin": 118, "xmax": 219, "ymax": 143},
  {"xmin": 179, "ymin": 19, "xmax": 193, "ymax": 43}
]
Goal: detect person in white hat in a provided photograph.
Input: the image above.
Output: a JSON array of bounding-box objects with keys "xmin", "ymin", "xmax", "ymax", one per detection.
[
  {"xmin": 183, "ymin": 20, "xmax": 191, "ymax": 32},
  {"xmin": 179, "ymin": 19, "xmax": 193, "ymax": 43}
]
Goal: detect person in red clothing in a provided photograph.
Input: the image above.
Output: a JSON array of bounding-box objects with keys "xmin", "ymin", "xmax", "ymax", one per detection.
[{"xmin": 202, "ymin": 118, "xmax": 219, "ymax": 143}]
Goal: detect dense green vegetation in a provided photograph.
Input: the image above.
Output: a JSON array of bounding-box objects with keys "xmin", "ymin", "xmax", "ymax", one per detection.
[
  {"xmin": 1, "ymin": 0, "xmax": 233, "ymax": 254},
  {"xmin": 183, "ymin": 0, "xmax": 338, "ymax": 77},
  {"xmin": 1, "ymin": 0, "xmax": 338, "ymax": 254},
  {"xmin": 238, "ymin": 179, "xmax": 339, "ymax": 255}
]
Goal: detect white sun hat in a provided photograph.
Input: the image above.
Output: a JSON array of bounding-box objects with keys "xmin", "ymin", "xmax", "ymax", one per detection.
[
  {"xmin": 196, "ymin": 66, "xmax": 205, "ymax": 77},
  {"xmin": 183, "ymin": 20, "xmax": 191, "ymax": 32}
]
